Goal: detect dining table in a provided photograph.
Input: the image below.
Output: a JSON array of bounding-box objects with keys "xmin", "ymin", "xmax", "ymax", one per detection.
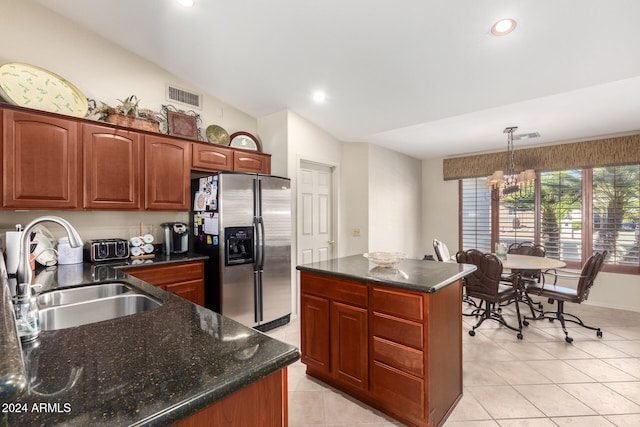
[
  {"xmin": 500, "ymin": 253, "xmax": 566, "ymax": 270},
  {"xmin": 499, "ymin": 254, "xmax": 567, "ymax": 315}
]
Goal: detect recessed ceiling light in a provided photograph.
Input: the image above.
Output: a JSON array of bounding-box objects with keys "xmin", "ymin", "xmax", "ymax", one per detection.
[
  {"xmin": 312, "ymin": 91, "xmax": 327, "ymax": 103},
  {"xmin": 177, "ymin": 0, "xmax": 194, "ymax": 7},
  {"xmin": 491, "ymin": 18, "xmax": 517, "ymax": 36}
]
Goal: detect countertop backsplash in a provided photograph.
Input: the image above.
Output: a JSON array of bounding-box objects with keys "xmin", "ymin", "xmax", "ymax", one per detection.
[{"xmin": 0, "ymin": 211, "xmax": 189, "ymax": 249}]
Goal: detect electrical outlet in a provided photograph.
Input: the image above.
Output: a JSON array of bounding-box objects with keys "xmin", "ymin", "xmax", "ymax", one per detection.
[{"xmin": 352, "ymin": 228, "xmax": 361, "ymax": 237}]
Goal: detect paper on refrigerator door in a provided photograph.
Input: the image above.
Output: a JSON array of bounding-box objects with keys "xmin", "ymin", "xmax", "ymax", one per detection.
[{"xmin": 203, "ymin": 213, "xmax": 218, "ymax": 235}]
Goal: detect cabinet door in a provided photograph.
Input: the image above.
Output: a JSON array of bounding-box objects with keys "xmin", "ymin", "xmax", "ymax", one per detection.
[
  {"xmin": 331, "ymin": 301, "xmax": 368, "ymax": 390},
  {"xmin": 233, "ymin": 151, "xmax": 271, "ymax": 174},
  {"xmin": 300, "ymin": 293, "xmax": 330, "ymax": 374},
  {"xmin": 192, "ymin": 143, "xmax": 233, "ymax": 172},
  {"xmin": 83, "ymin": 123, "xmax": 143, "ymax": 209},
  {"xmin": 166, "ymin": 279, "xmax": 205, "ymax": 306},
  {"xmin": 2, "ymin": 109, "xmax": 80, "ymax": 208},
  {"xmin": 145, "ymin": 135, "xmax": 191, "ymax": 210}
]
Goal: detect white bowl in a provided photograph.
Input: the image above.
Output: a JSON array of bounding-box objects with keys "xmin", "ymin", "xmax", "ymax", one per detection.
[{"xmin": 363, "ymin": 252, "xmax": 407, "ymax": 268}]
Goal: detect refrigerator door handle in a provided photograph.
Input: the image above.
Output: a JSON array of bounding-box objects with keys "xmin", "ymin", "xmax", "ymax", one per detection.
[
  {"xmin": 258, "ymin": 216, "xmax": 266, "ymax": 270},
  {"xmin": 253, "ymin": 216, "xmax": 261, "ymax": 270},
  {"xmin": 253, "ymin": 271, "xmax": 260, "ymax": 323}
]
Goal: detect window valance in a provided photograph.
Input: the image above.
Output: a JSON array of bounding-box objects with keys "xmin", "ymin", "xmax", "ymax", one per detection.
[{"xmin": 443, "ymin": 134, "xmax": 640, "ymax": 181}]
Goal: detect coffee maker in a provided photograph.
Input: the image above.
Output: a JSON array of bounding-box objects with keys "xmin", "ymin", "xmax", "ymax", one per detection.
[{"xmin": 161, "ymin": 222, "xmax": 189, "ymax": 254}]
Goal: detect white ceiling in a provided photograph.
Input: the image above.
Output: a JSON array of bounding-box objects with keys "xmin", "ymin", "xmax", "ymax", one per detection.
[{"xmin": 34, "ymin": 0, "xmax": 640, "ymax": 160}]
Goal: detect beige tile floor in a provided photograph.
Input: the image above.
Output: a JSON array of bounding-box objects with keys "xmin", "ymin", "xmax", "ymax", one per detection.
[{"xmin": 266, "ymin": 300, "xmax": 640, "ymax": 427}]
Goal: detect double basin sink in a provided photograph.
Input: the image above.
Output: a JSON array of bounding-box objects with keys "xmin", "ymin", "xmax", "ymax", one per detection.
[{"xmin": 38, "ymin": 282, "xmax": 162, "ymax": 331}]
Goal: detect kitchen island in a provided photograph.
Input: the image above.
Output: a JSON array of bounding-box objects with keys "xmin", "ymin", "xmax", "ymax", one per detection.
[
  {"xmin": 1, "ymin": 260, "xmax": 299, "ymax": 426},
  {"xmin": 296, "ymin": 255, "xmax": 475, "ymax": 427}
]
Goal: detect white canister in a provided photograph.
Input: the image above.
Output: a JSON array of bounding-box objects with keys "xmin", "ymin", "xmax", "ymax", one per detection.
[{"xmin": 57, "ymin": 237, "xmax": 83, "ymax": 264}]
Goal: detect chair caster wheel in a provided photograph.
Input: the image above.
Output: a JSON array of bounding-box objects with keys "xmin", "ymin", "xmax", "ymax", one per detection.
[
  {"xmin": 523, "ymin": 320, "xmax": 529, "ymax": 326},
  {"xmin": 517, "ymin": 333, "xmax": 523, "ymax": 340},
  {"xmin": 469, "ymin": 330, "xmax": 475, "ymax": 337},
  {"xmin": 565, "ymin": 336, "xmax": 574, "ymax": 343},
  {"xmin": 597, "ymin": 330, "xmax": 603, "ymax": 338}
]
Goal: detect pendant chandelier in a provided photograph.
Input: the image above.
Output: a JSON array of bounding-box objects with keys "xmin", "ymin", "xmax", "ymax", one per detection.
[{"xmin": 487, "ymin": 126, "xmax": 536, "ymax": 201}]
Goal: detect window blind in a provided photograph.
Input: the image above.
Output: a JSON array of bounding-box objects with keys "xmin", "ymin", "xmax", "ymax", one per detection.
[
  {"xmin": 539, "ymin": 171, "xmax": 583, "ymax": 262},
  {"xmin": 593, "ymin": 165, "xmax": 640, "ymax": 267},
  {"xmin": 460, "ymin": 178, "xmax": 492, "ymax": 253}
]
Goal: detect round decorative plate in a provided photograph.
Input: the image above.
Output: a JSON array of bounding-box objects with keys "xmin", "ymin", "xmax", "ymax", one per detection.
[
  {"xmin": 206, "ymin": 124, "xmax": 230, "ymax": 146},
  {"xmin": 0, "ymin": 62, "xmax": 88, "ymax": 117}
]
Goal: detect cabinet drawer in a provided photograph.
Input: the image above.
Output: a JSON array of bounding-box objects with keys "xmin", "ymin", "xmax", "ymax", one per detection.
[
  {"xmin": 192, "ymin": 143, "xmax": 233, "ymax": 171},
  {"xmin": 372, "ymin": 287, "xmax": 423, "ymax": 321},
  {"xmin": 372, "ymin": 312, "xmax": 423, "ymax": 350},
  {"xmin": 125, "ymin": 261, "xmax": 204, "ymax": 286},
  {"xmin": 372, "ymin": 361, "xmax": 425, "ymax": 422},
  {"xmin": 373, "ymin": 336, "xmax": 423, "ymax": 377},
  {"xmin": 300, "ymin": 272, "xmax": 368, "ymax": 307}
]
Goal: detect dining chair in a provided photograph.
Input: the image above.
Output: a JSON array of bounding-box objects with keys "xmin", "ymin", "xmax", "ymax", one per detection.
[
  {"xmin": 524, "ymin": 251, "xmax": 607, "ymax": 343},
  {"xmin": 434, "ymin": 239, "xmax": 480, "ymax": 313},
  {"xmin": 456, "ymin": 249, "xmax": 524, "ymax": 339},
  {"xmin": 432, "ymin": 238, "xmax": 452, "ymax": 262},
  {"xmin": 499, "ymin": 241, "xmax": 547, "ymax": 311},
  {"xmin": 507, "ymin": 242, "xmax": 546, "ymax": 284}
]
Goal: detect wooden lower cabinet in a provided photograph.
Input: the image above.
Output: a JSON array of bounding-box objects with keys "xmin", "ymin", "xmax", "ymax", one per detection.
[
  {"xmin": 173, "ymin": 369, "xmax": 288, "ymax": 427},
  {"xmin": 331, "ymin": 301, "xmax": 368, "ymax": 390},
  {"xmin": 125, "ymin": 261, "xmax": 205, "ymax": 306},
  {"xmin": 299, "ymin": 271, "xmax": 463, "ymax": 427}
]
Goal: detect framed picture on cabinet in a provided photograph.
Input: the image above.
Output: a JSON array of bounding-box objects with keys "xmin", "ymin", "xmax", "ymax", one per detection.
[
  {"xmin": 229, "ymin": 131, "xmax": 262, "ymax": 152},
  {"xmin": 160, "ymin": 104, "xmax": 204, "ymax": 141}
]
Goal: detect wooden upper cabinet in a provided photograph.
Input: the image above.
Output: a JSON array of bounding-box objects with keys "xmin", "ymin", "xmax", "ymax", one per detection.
[
  {"xmin": 144, "ymin": 135, "xmax": 191, "ymax": 210},
  {"xmin": 83, "ymin": 123, "xmax": 143, "ymax": 210},
  {"xmin": 233, "ymin": 150, "xmax": 271, "ymax": 174},
  {"xmin": 192, "ymin": 143, "xmax": 233, "ymax": 172},
  {"xmin": 2, "ymin": 109, "xmax": 80, "ymax": 209}
]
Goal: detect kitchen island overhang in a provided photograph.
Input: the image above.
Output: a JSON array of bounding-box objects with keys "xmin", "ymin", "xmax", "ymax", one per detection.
[{"xmin": 296, "ymin": 255, "xmax": 476, "ymax": 427}]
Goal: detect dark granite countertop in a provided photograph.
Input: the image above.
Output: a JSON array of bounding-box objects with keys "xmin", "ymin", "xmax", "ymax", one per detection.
[
  {"xmin": 95, "ymin": 252, "xmax": 209, "ymax": 270},
  {"xmin": 296, "ymin": 254, "xmax": 476, "ymax": 293},
  {"xmin": 1, "ymin": 262, "xmax": 300, "ymax": 427}
]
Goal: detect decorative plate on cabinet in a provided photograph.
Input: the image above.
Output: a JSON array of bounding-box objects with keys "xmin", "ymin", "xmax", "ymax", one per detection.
[
  {"xmin": 206, "ymin": 124, "xmax": 230, "ymax": 146},
  {"xmin": 229, "ymin": 131, "xmax": 261, "ymax": 152},
  {"xmin": 0, "ymin": 62, "xmax": 88, "ymax": 117}
]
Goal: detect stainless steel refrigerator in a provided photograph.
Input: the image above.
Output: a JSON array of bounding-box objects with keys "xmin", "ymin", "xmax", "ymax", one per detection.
[{"xmin": 191, "ymin": 172, "xmax": 291, "ymax": 331}]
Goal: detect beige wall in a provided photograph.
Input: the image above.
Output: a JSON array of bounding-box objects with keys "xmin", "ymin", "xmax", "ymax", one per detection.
[
  {"xmin": 421, "ymin": 157, "xmax": 640, "ymax": 313},
  {"xmin": 368, "ymin": 145, "xmax": 422, "ymax": 259},
  {"xmin": 342, "ymin": 143, "xmax": 370, "ymax": 256}
]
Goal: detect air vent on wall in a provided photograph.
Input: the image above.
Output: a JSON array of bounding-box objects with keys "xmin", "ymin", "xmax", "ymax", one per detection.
[{"xmin": 166, "ymin": 85, "xmax": 202, "ymax": 109}]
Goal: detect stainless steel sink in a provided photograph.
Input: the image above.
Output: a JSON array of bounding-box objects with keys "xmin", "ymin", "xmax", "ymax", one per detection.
[
  {"xmin": 38, "ymin": 283, "xmax": 132, "ymax": 308},
  {"xmin": 37, "ymin": 282, "xmax": 162, "ymax": 331}
]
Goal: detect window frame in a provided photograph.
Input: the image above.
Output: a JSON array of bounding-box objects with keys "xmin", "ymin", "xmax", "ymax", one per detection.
[{"xmin": 458, "ymin": 166, "xmax": 640, "ymax": 275}]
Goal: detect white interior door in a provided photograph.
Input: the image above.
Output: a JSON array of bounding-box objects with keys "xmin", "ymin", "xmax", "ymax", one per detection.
[{"xmin": 298, "ymin": 161, "xmax": 334, "ymax": 265}]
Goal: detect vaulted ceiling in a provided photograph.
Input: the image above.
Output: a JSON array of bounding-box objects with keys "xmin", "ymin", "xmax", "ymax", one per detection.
[{"xmin": 35, "ymin": 0, "xmax": 640, "ymax": 159}]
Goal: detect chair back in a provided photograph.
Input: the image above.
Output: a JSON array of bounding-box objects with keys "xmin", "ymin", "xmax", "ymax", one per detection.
[
  {"xmin": 433, "ymin": 239, "xmax": 451, "ymax": 262},
  {"xmin": 508, "ymin": 242, "xmax": 546, "ymax": 280},
  {"xmin": 508, "ymin": 242, "xmax": 546, "ymax": 257},
  {"xmin": 577, "ymin": 251, "xmax": 607, "ymax": 302},
  {"xmin": 456, "ymin": 249, "xmax": 504, "ymax": 301}
]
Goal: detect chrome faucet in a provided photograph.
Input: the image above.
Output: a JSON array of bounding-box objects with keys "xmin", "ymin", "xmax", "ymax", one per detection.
[{"xmin": 16, "ymin": 216, "xmax": 83, "ymax": 292}]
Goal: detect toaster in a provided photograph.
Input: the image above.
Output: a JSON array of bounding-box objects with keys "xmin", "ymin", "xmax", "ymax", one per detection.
[{"xmin": 84, "ymin": 239, "xmax": 130, "ymax": 262}]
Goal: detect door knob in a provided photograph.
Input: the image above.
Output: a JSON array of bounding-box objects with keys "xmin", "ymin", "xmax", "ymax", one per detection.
[{"xmin": 328, "ymin": 240, "xmax": 335, "ymax": 244}]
